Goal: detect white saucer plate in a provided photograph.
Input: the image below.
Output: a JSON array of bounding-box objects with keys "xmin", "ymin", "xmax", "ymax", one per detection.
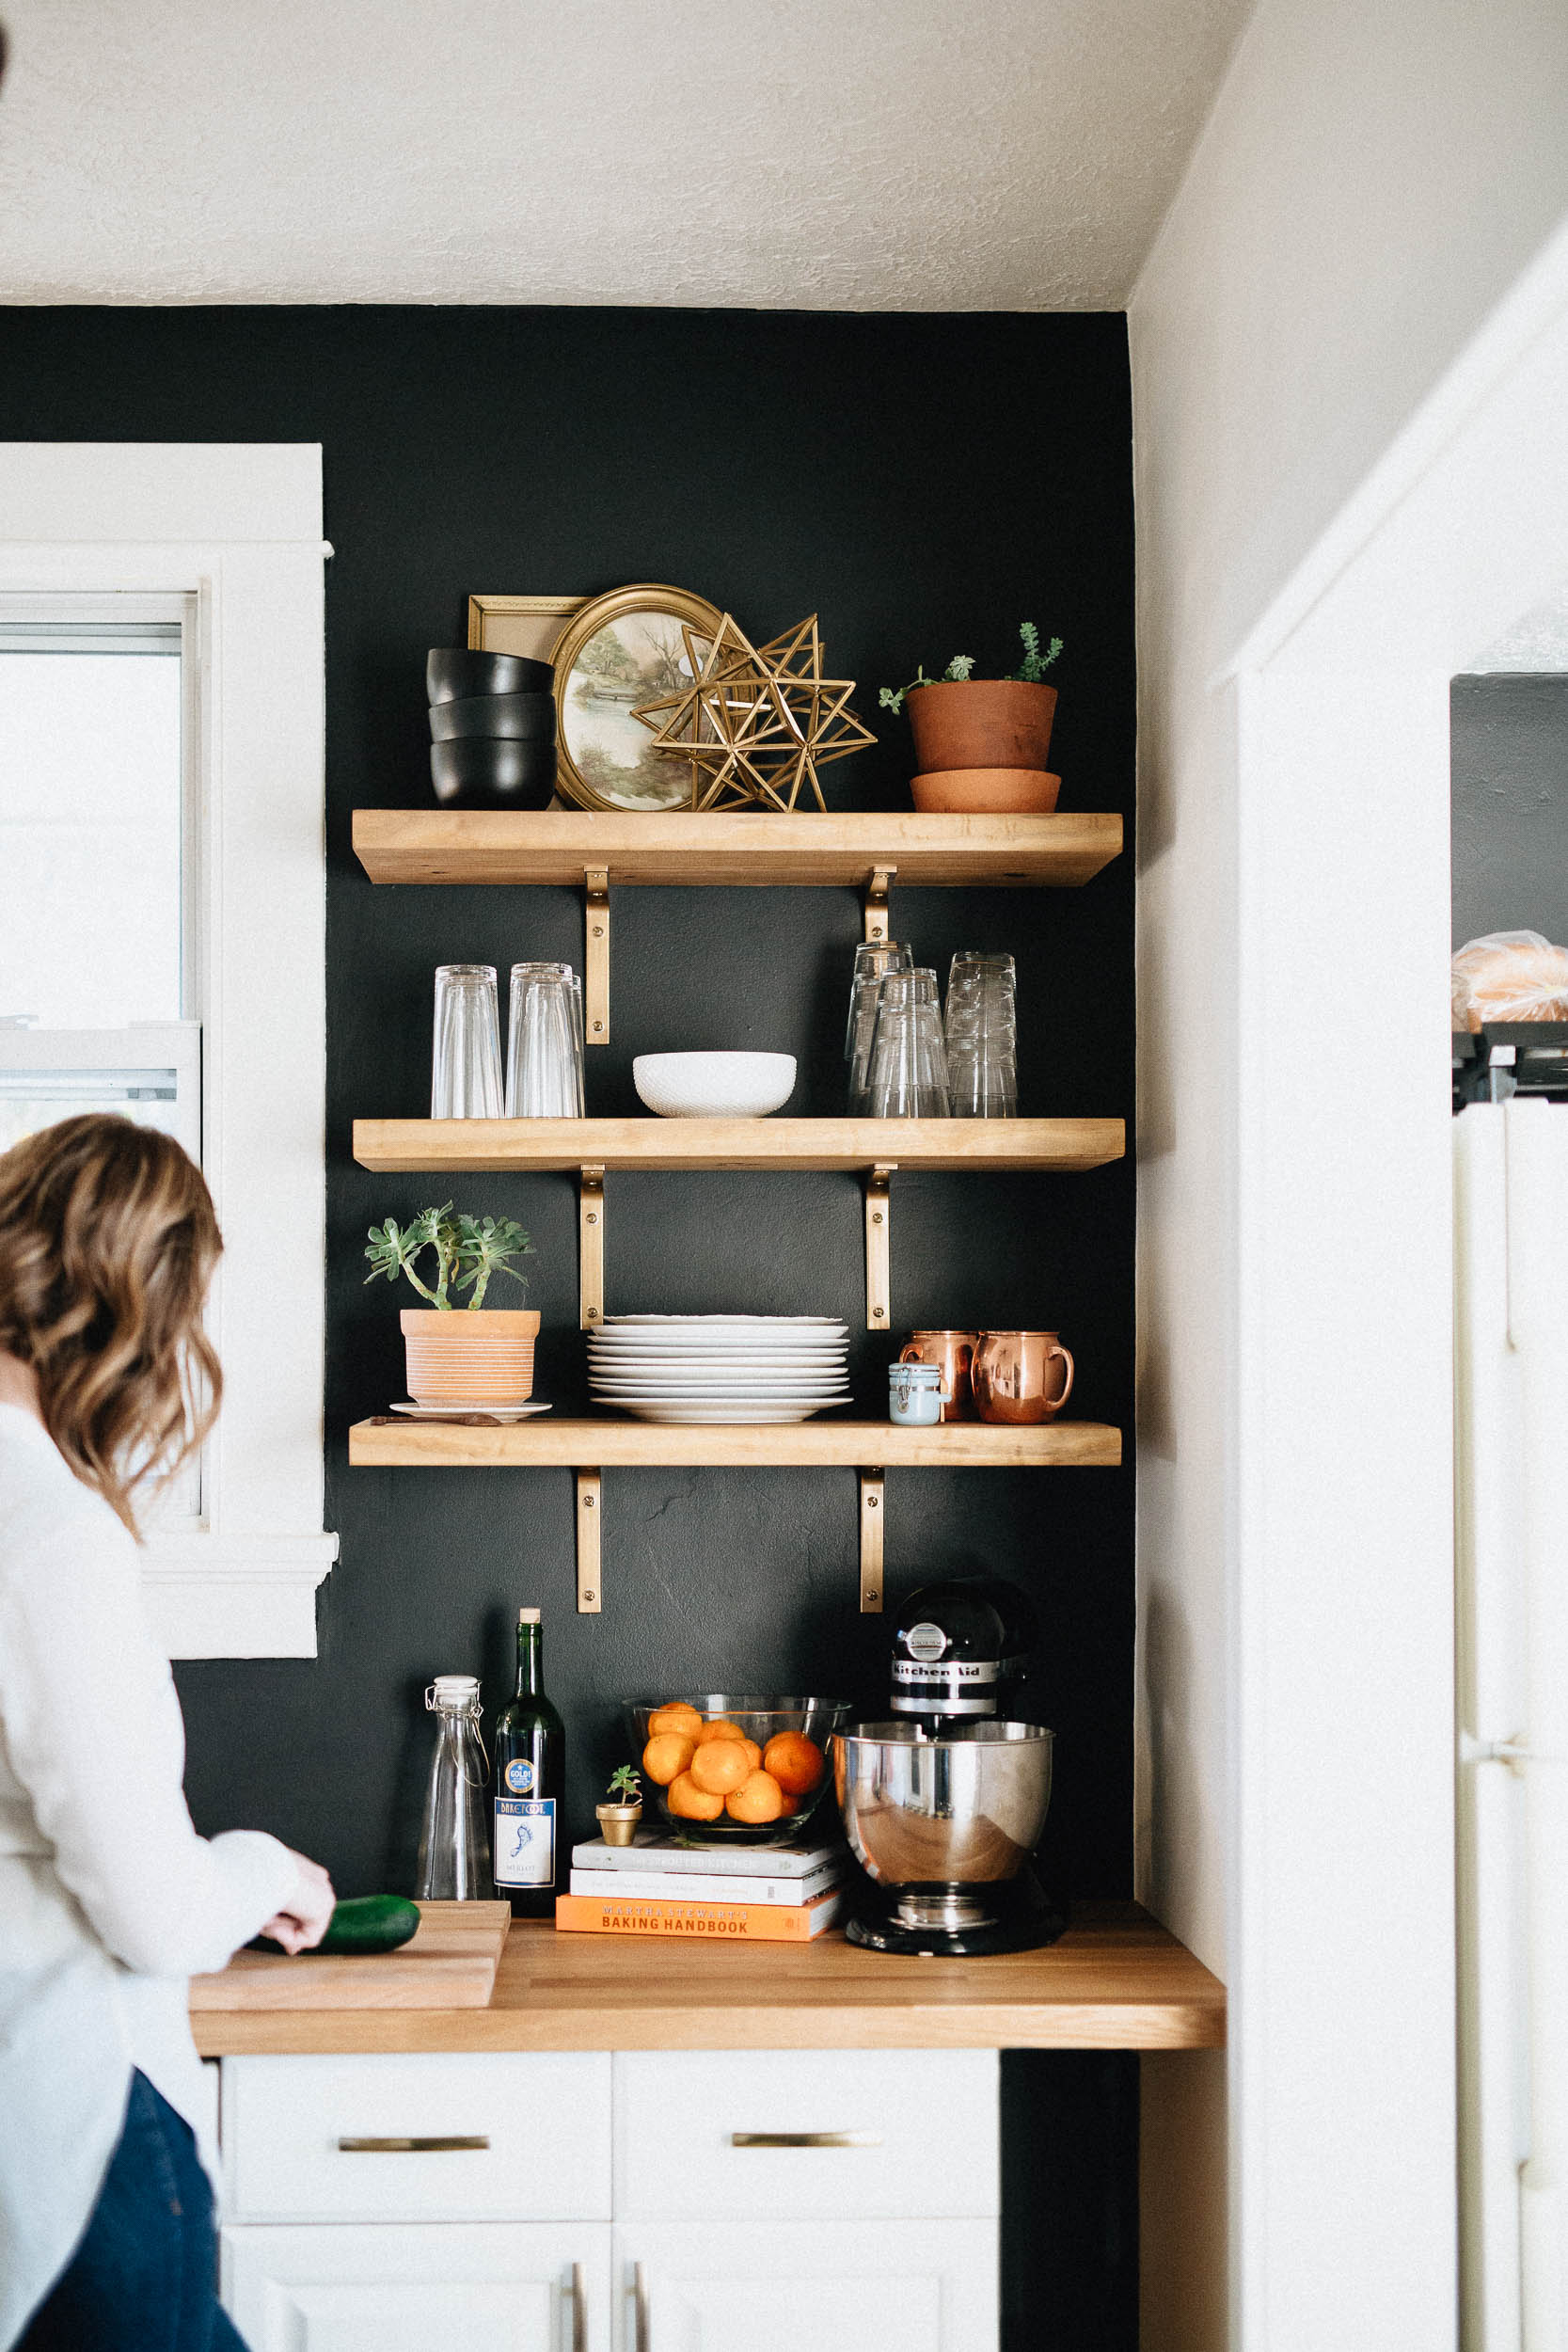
[
  {"xmin": 609, "ymin": 1402, "xmax": 849, "ymax": 1424},
  {"xmin": 391, "ymin": 1402, "xmax": 552, "ymax": 1422}
]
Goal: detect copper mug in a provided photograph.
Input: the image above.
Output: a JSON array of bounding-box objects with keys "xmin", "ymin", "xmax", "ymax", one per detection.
[
  {"xmin": 971, "ymin": 1330, "xmax": 1075, "ymax": 1424},
  {"xmin": 898, "ymin": 1328, "xmax": 981, "ymax": 1422}
]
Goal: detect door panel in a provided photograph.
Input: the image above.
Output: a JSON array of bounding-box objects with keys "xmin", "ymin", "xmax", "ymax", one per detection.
[
  {"xmin": 222, "ymin": 2222, "xmax": 610, "ymax": 2352},
  {"xmin": 612, "ymin": 2218, "xmax": 996, "ymax": 2352}
]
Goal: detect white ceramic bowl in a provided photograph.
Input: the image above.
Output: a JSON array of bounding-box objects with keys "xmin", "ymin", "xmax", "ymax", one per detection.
[{"xmin": 633, "ymin": 1051, "xmax": 797, "ymax": 1119}]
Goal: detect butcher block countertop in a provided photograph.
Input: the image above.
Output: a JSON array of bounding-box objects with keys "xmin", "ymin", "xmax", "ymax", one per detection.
[{"xmin": 191, "ymin": 1902, "xmax": 1224, "ymax": 2058}]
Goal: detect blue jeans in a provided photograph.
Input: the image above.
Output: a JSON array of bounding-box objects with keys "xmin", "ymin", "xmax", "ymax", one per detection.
[{"xmin": 20, "ymin": 2070, "xmax": 248, "ymax": 2352}]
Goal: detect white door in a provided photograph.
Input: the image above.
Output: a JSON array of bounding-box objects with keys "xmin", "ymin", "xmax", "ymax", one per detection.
[
  {"xmin": 222, "ymin": 2222, "xmax": 611, "ymax": 2352},
  {"xmin": 1456, "ymin": 1103, "xmax": 1568, "ymax": 2348},
  {"xmin": 611, "ymin": 2219, "xmax": 997, "ymax": 2352}
]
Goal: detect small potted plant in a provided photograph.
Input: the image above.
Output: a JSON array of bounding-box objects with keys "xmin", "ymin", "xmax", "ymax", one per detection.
[
  {"xmin": 880, "ymin": 622, "xmax": 1064, "ymax": 809},
  {"xmin": 596, "ymin": 1766, "xmax": 643, "ymax": 1847},
  {"xmin": 364, "ymin": 1202, "xmax": 539, "ymax": 1405}
]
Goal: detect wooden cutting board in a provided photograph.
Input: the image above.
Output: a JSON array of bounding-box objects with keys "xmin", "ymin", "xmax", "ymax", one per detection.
[{"xmin": 189, "ymin": 1900, "xmax": 512, "ymax": 2010}]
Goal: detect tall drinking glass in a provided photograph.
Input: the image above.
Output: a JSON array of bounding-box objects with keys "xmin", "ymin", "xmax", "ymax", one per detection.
[
  {"xmin": 505, "ymin": 961, "xmax": 586, "ymax": 1118},
  {"xmin": 867, "ymin": 968, "xmax": 951, "ymax": 1117},
  {"xmin": 945, "ymin": 950, "xmax": 1018, "ymax": 1118},
  {"xmin": 432, "ymin": 964, "xmax": 502, "ymax": 1118},
  {"xmin": 846, "ymin": 940, "xmax": 914, "ymax": 1114}
]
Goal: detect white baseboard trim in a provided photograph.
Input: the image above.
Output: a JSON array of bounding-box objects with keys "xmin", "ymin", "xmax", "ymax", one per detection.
[{"xmin": 140, "ymin": 1531, "xmax": 339, "ymax": 1660}]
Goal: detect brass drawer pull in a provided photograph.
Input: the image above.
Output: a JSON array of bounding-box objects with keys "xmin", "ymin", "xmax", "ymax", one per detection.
[
  {"xmin": 729, "ymin": 2129, "xmax": 882, "ymax": 2149},
  {"xmin": 336, "ymin": 2135, "xmax": 491, "ymax": 2153}
]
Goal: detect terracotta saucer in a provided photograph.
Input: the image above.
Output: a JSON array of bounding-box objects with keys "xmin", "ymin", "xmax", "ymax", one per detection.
[{"xmin": 909, "ymin": 769, "xmax": 1060, "ymax": 814}]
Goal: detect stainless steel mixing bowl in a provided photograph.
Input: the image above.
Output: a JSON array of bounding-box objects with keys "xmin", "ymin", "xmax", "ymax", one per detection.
[{"xmin": 833, "ymin": 1720, "xmax": 1054, "ymax": 1895}]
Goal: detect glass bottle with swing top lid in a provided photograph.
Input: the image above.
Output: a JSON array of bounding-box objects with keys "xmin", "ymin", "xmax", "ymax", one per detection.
[{"xmin": 415, "ymin": 1674, "xmax": 494, "ymax": 1900}]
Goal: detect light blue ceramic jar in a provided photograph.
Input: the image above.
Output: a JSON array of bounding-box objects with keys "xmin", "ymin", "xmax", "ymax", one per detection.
[{"xmin": 888, "ymin": 1360, "xmax": 948, "ymax": 1426}]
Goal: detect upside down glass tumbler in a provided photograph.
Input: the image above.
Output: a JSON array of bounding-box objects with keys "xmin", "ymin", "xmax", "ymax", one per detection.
[{"xmin": 432, "ymin": 963, "xmax": 503, "ymax": 1119}]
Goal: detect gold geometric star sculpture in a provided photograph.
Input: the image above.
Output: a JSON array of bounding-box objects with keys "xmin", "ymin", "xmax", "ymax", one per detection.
[{"xmin": 632, "ymin": 612, "xmax": 876, "ymax": 813}]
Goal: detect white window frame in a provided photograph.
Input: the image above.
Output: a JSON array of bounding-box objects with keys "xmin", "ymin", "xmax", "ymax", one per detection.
[{"xmin": 0, "ymin": 444, "xmax": 336, "ymax": 1657}]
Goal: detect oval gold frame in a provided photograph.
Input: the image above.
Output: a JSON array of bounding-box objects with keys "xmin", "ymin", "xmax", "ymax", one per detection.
[{"xmin": 551, "ymin": 582, "xmax": 725, "ymax": 815}]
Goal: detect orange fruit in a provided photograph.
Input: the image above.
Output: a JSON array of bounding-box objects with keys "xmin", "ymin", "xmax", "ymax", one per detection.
[
  {"xmin": 667, "ymin": 1770, "xmax": 725, "ymax": 1821},
  {"xmin": 777, "ymin": 1791, "xmax": 801, "ymax": 1817},
  {"xmin": 690, "ymin": 1739, "xmax": 752, "ymax": 1796},
  {"xmin": 693, "ymin": 1717, "xmax": 746, "ymax": 1746},
  {"xmin": 726, "ymin": 1768, "xmax": 785, "ymax": 1823},
  {"xmin": 641, "ymin": 1732, "xmax": 695, "ymax": 1787},
  {"xmin": 738, "ymin": 1738, "xmax": 763, "ymax": 1769},
  {"xmin": 762, "ymin": 1731, "xmax": 825, "ymax": 1796},
  {"xmin": 648, "ymin": 1702, "xmax": 703, "ymax": 1740}
]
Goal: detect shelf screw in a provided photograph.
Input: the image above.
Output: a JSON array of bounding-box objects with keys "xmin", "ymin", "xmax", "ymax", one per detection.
[
  {"xmin": 872, "ymin": 1212, "xmax": 883, "ymax": 1225},
  {"xmin": 593, "ymin": 1020, "xmax": 604, "ymax": 1032},
  {"xmin": 586, "ymin": 1212, "xmax": 598, "ymax": 1225},
  {"xmin": 873, "ymin": 1306, "xmax": 885, "ymax": 1318},
  {"xmin": 867, "ymin": 1494, "xmax": 879, "ymax": 1508},
  {"xmin": 582, "ymin": 1493, "xmax": 595, "ymax": 1510},
  {"xmin": 592, "ymin": 925, "xmax": 605, "ymax": 938},
  {"xmin": 583, "ymin": 1590, "xmax": 595, "ymax": 1603}
]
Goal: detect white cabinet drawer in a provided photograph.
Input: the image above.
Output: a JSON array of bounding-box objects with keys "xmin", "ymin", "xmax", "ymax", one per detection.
[
  {"xmin": 223, "ymin": 2221, "xmax": 611, "ymax": 2351},
  {"xmin": 611, "ymin": 2050, "xmax": 997, "ymax": 2221},
  {"xmin": 611, "ymin": 2219, "xmax": 997, "ymax": 2352},
  {"xmin": 222, "ymin": 2054, "xmax": 612, "ymax": 2223}
]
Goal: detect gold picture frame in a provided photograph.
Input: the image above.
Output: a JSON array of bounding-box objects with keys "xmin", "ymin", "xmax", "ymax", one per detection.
[
  {"xmin": 546, "ymin": 583, "xmax": 725, "ymax": 815},
  {"xmin": 467, "ymin": 595, "xmax": 588, "ymax": 662}
]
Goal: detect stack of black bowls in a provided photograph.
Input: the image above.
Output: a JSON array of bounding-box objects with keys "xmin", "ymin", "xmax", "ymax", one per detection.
[{"xmin": 426, "ymin": 649, "xmax": 558, "ymax": 808}]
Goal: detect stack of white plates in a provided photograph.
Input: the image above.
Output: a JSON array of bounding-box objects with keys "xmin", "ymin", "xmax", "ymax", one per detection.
[{"xmin": 588, "ymin": 1315, "xmax": 851, "ymax": 1424}]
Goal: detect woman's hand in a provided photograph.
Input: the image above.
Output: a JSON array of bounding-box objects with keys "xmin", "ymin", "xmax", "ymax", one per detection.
[{"xmin": 260, "ymin": 1850, "xmax": 336, "ymax": 1954}]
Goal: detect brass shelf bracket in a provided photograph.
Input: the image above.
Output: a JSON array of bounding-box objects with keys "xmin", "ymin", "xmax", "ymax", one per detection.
[
  {"xmin": 578, "ymin": 1165, "xmax": 606, "ymax": 1331},
  {"xmin": 576, "ymin": 1470, "xmax": 602, "ymax": 1613},
  {"xmin": 863, "ymin": 865, "xmax": 895, "ymax": 943},
  {"xmin": 863, "ymin": 1164, "xmax": 895, "ymax": 1331},
  {"xmin": 859, "ymin": 1470, "xmax": 885, "ymax": 1613},
  {"xmin": 584, "ymin": 867, "xmax": 610, "ymax": 1044}
]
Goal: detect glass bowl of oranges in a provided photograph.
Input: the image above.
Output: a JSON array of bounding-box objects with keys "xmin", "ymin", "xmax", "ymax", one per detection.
[{"xmin": 626, "ymin": 1694, "xmax": 849, "ymax": 1844}]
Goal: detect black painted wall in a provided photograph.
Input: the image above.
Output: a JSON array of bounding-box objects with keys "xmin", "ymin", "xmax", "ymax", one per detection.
[
  {"xmin": 0, "ymin": 304, "xmax": 1136, "ymax": 2351},
  {"xmin": 1452, "ymin": 673, "xmax": 1568, "ymax": 946}
]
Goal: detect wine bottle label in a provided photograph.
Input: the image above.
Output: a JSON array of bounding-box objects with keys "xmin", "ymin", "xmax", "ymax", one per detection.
[{"xmin": 494, "ymin": 1797, "xmax": 555, "ymax": 1886}]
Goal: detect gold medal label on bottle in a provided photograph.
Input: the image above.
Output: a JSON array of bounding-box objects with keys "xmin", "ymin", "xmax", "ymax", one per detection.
[{"xmin": 494, "ymin": 1797, "xmax": 555, "ymax": 1885}]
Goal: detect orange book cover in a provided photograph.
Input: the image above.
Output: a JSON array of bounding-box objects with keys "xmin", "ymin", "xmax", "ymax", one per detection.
[{"xmin": 554, "ymin": 1887, "xmax": 844, "ymax": 1942}]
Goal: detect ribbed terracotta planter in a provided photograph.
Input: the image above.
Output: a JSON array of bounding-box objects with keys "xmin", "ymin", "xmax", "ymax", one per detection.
[
  {"xmin": 401, "ymin": 1308, "xmax": 541, "ymax": 1405},
  {"xmin": 906, "ymin": 679, "xmax": 1057, "ymax": 774}
]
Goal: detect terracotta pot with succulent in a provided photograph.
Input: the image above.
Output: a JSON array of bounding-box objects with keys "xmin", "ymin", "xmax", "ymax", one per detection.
[
  {"xmin": 365, "ymin": 1202, "xmax": 540, "ymax": 1405},
  {"xmin": 596, "ymin": 1766, "xmax": 643, "ymax": 1846},
  {"xmin": 880, "ymin": 623, "xmax": 1064, "ymax": 812}
]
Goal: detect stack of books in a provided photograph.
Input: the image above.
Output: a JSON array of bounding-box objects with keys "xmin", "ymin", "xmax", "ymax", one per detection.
[{"xmin": 554, "ymin": 1831, "xmax": 847, "ymax": 1942}]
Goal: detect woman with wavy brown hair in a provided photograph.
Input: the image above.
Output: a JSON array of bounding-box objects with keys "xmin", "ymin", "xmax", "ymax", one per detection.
[{"xmin": 0, "ymin": 1115, "xmax": 334, "ymax": 2352}]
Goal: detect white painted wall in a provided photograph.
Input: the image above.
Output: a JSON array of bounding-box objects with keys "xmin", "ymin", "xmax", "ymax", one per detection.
[{"xmin": 1130, "ymin": 2, "xmax": 1568, "ymax": 2344}]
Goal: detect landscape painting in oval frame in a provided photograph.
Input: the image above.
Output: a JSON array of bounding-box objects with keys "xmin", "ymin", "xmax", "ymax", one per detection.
[{"xmin": 551, "ymin": 583, "xmax": 723, "ymax": 813}]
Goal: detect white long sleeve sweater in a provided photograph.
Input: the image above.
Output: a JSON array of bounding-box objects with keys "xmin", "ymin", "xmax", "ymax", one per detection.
[{"xmin": 0, "ymin": 1404, "xmax": 297, "ymax": 2349}]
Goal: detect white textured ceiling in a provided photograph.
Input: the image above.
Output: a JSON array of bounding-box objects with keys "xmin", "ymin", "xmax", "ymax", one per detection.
[{"xmin": 0, "ymin": 0, "xmax": 1251, "ymax": 309}]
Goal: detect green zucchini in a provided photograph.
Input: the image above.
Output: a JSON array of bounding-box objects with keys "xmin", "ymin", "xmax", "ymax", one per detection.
[{"xmin": 317, "ymin": 1894, "xmax": 420, "ymax": 1956}]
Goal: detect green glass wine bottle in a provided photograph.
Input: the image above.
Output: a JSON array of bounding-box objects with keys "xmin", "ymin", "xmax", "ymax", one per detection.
[{"xmin": 492, "ymin": 1606, "xmax": 564, "ymax": 1918}]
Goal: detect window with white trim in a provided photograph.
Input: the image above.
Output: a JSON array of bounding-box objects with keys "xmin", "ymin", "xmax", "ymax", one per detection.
[
  {"xmin": 0, "ymin": 596, "xmax": 204, "ymax": 1520},
  {"xmin": 0, "ymin": 444, "xmax": 337, "ymax": 1658}
]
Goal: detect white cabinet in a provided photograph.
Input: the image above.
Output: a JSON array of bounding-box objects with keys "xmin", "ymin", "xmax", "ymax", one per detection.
[
  {"xmin": 223, "ymin": 2222, "xmax": 610, "ymax": 2351},
  {"xmin": 223, "ymin": 2052, "xmax": 611, "ymax": 2223},
  {"xmin": 610, "ymin": 2221, "xmax": 998, "ymax": 2352},
  {"xmin": 218, "ymin": 2048, "xmax": 999, "ymax": 2352},
  {"xmin": 612, "ymin": 2050, "xmax": 998, "ymax": 2221}
]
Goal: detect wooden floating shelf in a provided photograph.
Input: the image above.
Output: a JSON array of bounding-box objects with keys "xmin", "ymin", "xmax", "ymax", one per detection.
[
  {"xmin": 352, "ymin": 808, "xmax": 1123, "ymax": 891},
  {"xmin": 350, "ymin": 1417, "xmax": 1121, "ymax": 1615},
  {"xmin": 352, "ymin": 1115, "xmax": 1125, "ymax": 1176},
  {"xmin": 348, "ymin": 1416, "xmax": 1122, "ymax": 1470}
]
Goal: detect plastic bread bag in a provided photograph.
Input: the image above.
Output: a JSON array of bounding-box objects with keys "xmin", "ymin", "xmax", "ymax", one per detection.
[{"xmin": 1451, "ymin": 930, "xmax": 1568, "ymax": 1031}]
